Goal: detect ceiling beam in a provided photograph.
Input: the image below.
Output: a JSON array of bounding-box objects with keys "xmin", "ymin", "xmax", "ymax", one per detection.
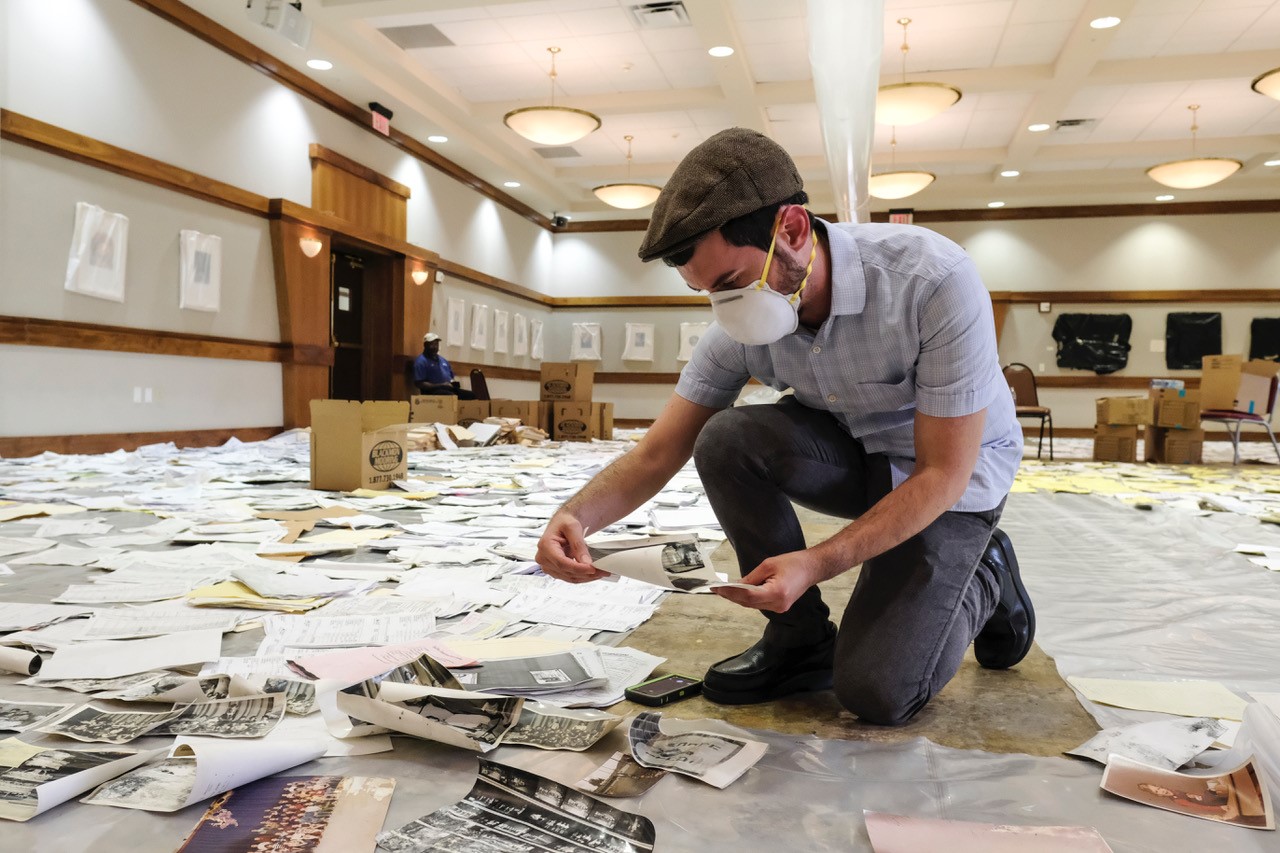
[{"xmin": 682, "ymin": 0, "xmax": 768, "ymax": 132}]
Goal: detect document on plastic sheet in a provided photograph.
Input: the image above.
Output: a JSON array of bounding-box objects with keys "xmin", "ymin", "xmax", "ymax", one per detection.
[
  {"xmin": 0, "ymin": 737, "xmax": 160, "ymax": 822},
  {"xmin": 262, "ymin": 613, "xmax": 438, "ymax": 648},
  {"xmin": 863, "ymin": 811, "xmax": 1115, "ymax": 852},
  {"xmin": 502, "ymin": 590, "xmax": 656, "ymax": 633},
  {"xmin": 1067, "ymin": 717, "xmax": 1226, "ymax": 770},
  {"xmin": 34, "ymin": 629, "xmax": 225, "ymax": 680},
  {"xmin": 627, "ymin": 711, "xmax": 766, "ymax": 789},
  {"xmin": 1068, "ymin": 676, "xmax": 1249, "ymax": 721}
]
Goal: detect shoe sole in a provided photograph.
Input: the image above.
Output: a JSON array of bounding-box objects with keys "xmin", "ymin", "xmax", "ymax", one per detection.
[
  {"xmin": 981, "ymin": 527, "xmax": 1036, "ymax": 669},
  {"xmin": 702, "ymin": 668, "xmax": 834, "ymax": 706}
]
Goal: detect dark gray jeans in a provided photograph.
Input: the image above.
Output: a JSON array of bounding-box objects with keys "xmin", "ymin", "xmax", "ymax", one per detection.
[{"xmin": 693, "ymin": 399, "xmax": 1004, "ymax": 725}]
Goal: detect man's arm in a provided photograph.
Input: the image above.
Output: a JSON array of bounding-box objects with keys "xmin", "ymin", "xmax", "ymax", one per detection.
[
  {"xmin": 715, "ymin": 407, "xmax": 986, "ymax": 612},
  {"xmin": 536, "ymin": 394, "xmax": 720, "ymax": 583}
]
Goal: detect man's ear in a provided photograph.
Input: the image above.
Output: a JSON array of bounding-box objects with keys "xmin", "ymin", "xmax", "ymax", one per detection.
[{"xmin": 777, "ymin": 204, "xmax": 811, "ymax": 252}]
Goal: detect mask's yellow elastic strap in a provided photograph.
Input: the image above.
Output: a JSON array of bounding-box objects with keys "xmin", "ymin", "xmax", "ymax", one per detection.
[
  {"xmin": 755, "ymin": 212, "xmax": 783, "ymax": 291},
  {"xmin": 786, "ymin": 230, "xmax": 818, "ymax": 306}
]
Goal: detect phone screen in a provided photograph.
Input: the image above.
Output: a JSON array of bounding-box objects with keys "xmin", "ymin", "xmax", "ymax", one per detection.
[{"xmin": 631, "ymin": 675, "xmax": 700, "ymax": 696}]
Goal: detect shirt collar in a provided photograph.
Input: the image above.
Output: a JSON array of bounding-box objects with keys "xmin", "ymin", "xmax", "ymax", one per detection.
[{"xmin": 822, "ymin": 220, "xmax": 867, "ymax": 317}]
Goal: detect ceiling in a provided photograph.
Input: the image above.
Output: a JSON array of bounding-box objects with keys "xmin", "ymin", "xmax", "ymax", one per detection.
[{"xmin": 182, "ymin": 0, "xmax": 1280, "ymax": 220}]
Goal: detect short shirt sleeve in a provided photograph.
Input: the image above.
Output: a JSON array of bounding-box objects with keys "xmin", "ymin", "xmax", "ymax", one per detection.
[
  {"xmin": 674, "ymin": 324, "xmax": 751, "ymax": 408},
  {"xmin": 914, "ymin": 257, "xmax": 1002, "ymax": 418}
]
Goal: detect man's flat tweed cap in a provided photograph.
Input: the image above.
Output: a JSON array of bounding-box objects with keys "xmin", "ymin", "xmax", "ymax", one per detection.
[{"xmin": 638, "ymin": 127, "xmax": 803, "ymax": 263}]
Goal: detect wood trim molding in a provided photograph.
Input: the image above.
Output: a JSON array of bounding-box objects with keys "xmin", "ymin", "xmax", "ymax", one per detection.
[
  {"xmin": 548, "ymin": 198, "xmax": 1280, "ymax": 232},
  {"xmin": 1036, "ymin": 376, "xmax": 1201, "ymax": 389},
  {"xmin": 995, "ymin": 289, "xmax": 1280, "ymax": 304},
  {"xmin": 127, "ymin": 0, "xmax": 550, "ymax": 230},
  {"xmin": 436, "ymin": 259, "xmax": 552, "ymax": 307},
  {"xmin": 1, "ymin": 110, "xmax": 271, "ymax": 217},
  {"xmin": 0, "ymin": 315, "xmax": 284, "ymax": 362},
  {"xmin": 309, "ymin": 144, "xmax": 410, "ymax": 199},
  {"xmin": 0, "ymin": 427, "xmax": 283, "ymax": 459}
]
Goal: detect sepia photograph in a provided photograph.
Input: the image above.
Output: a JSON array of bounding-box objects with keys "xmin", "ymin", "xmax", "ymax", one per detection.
[
  {"xmin": 577, "ymin": 752, "xmax": 667, "ymax": 799},
  {"xmin": 37, "ymin": 705, "xmax": 175, "ymax": 744},
  {"xmin": 83, "ymin": 756, "xmax": 195, "ymax": 812},
  {"xmin": 1102, "ymin": 754, "xmax": 1274, "ymax": 829},
  {"xmin": 499, "ymin": 704, "xmax": 620, "ymax": 752}
]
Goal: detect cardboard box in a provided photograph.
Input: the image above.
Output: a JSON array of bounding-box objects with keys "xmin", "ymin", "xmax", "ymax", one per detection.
[
  {"xmin": 1093, "ymin": 424, "xmax": 1138, "ymax": 463},
  {"xmin": 540, "ymin": 362, "xmax": 595, "ymax": 402},
  {"xmin": 310, "ymin": 400, "xmax": 410, "ymax": 491},
  {"xmin": 456, "ymin": 400, "xmax": 491, "ymax": 427},
  {"xmin": 491, "ymin": 400, "xmax": 550, "ymax": 432},
  {"xmin": 553, "ymin": 402, "xmax": 595, "ymax": 442},
  {"xmin": 1145, "ymin": 426, "xmax": 1204, "ymax": 464},
  {"xmin": 593, "ymin": 402, "xmax": 614, "ymax": 441},
  {"xmin": 1149, "ymin": 388, "xmax": 1201, "ymax": 430},
  {"xmin": 1200, "ymin": 355, "xmax": 1280, "ymax": 414},
  {"xmin": 1096, "ymin": 396, "xmax": 1153, "ymax": 426},
  {"xmin": 409, "ymin": 395, "xmax": 458, "ymax": 425}
]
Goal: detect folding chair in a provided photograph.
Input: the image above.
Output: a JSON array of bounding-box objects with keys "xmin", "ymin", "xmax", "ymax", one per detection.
[
  {"xmin": 1200, "ymin": 375, "xmax": 1280, "ymax": 465},
  {"xmin": 469, "ymin": 368, "xmax": 491, "ymax": 401},
  {"xmin": 1002, "ymin": 362, "xmax": 1053, "ymax": 460}
]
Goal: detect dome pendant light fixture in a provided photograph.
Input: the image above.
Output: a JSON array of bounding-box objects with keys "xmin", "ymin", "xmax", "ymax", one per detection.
[
  {"xmin": 593, "ymin": 135, "xmax": 662, "ymax": 210},
  {"xmin": 504, "ymin": 47, "xmax": 601, "ymax": 146},
  {"xmin": 868, "ymin": 128, "xmax": 935, "ymax": 200},
  {"xmin": 1146, "ymin": 105, "xmax": 1241, "ymax": 190},
  {"xmin": 1252, "ymin": 67, "xmax": 1280, "ymax": 101},
  {"xmin": 876, "ymin": 18, "xmax": 962, "ymax": 126}
]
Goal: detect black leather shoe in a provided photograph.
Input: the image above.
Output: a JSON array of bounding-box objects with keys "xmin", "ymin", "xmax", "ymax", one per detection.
[
  {"xmin": 974, "ymin": 528, "xmax": 1035, "ymax": 669},
  {"xmin": 703, "ymin": 622, "xmax": 837, "ymax": 705}
]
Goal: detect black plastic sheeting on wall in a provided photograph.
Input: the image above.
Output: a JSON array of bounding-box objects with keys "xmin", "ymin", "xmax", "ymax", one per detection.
[
  {"xmin": 1250, "ymin": 318, "xmax": 1280, "ymax": 363},
  {"xmin": 1052, "ymin": 313, "xmax": 1132, "ymax": 374},
  {"xmin": 1166, "ymin": 312, "xmax": 1222, "ymax": 370}
]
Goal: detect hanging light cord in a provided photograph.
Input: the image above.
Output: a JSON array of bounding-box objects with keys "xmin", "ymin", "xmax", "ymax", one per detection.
[
  {"xmin": 1187, "ymin": 104, "xmax": 1200, "ymax": 157},
  {"xmin": 898, "ymin": 18, "xmax": 911, "ymax": 84},
  {"xmin": 624, "ymin": 135, "xmax": 635, "ymax": 180},
  {"xmin": 547, "ymin": 47, "xmax": 561, "ymax": 107}
]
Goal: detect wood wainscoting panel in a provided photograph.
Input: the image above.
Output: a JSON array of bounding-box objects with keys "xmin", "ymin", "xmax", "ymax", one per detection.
[
  {"xmin": 0, "ymin": 427, "xmax": 283, "ymax": 459},
  {"xmin": 311, "ymin": 145, "xmax": 408, "ymax": 242}
]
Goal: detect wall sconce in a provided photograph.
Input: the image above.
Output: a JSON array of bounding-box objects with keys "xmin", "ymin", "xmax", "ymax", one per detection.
[
  {"xmin": 298, "ymin": 236, "xmax": 323, "ymax": 258},
  {"xmin": 410, "ymin": 269, "xmax": 429, "ymax": 286}
]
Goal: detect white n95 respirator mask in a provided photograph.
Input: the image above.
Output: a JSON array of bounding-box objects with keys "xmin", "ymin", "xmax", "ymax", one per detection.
[{"xmin": 708, "ymin": 221, "xmax": 817, "ymax": 346}]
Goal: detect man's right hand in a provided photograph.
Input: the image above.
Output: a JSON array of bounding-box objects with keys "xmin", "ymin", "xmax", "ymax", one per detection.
[{"xmin": 536, "ymin": 514, "xmax": 608, "ymax": 584}]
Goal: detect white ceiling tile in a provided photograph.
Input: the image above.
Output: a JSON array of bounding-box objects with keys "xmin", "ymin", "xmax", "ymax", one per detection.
[
  {"xmin": 638, "ymin": 27, "xmax": 705, "ymax": 53},
  {"xmin": 1007, "ymin": 0, "xmax": 1086, "ymax": 25},
  {"xmin": 435, "ymin": 18, "xmax": 516, "ymax": 46},
  {"xmin": 766, "ymin": 103, "xmax": 820, "ymax": 123},
  {"xmin": 559, "ymin": 7, "xmax": 635, "ymax": 36},
  {"xmin": 496, "ymin": 14, "xmax": 573, "ymax": 42},
  {"xmin": 731, "ymin": 0, "xmax": 807, "ymax": 22},
  {"xmin": 737, "ymin": 17, "xmax": 807, "ymax": 46},
  {"xmin": 748, "ymin": 54, "xmax": 812, "ymax": 83},
  {"xmin": 992, "ymin": 21, "xmax": 1073, "ymax": 66}
]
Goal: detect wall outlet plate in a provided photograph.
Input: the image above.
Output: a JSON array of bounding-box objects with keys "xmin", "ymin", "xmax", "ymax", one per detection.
[{"xmin": 1038, "ymin": 302, "xmax": 1052, "ymax": 313}]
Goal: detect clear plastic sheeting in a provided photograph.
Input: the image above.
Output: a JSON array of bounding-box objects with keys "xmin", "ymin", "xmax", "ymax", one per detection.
[
  {"xmin": 806, "ymin": 0, "xmax": 883, "ymax": 223},
  {"xmin": 1000, "ymin": 492, "xmax": 1280, "ymax": 729},
  {"xmin": 7, "ymin": 729, "xmax": 1275, "ymax": 851}
]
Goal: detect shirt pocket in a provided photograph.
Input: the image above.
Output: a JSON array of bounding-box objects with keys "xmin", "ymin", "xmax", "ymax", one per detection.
[{"xmin": 848, "ymin": 374, "xmax": 916, "ymax": 412}]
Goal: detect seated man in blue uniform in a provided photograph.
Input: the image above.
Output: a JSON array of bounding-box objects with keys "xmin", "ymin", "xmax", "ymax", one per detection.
[
  {"xmin": 413, "ymin": 332, "xmax": 474, "ymax": 399},
  {"xmin": 534, "ymin": 128, "xmax": 1035, "ymax": 725}
]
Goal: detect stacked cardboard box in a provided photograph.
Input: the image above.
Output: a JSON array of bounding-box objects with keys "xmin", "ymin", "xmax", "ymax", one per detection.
[
  {"xmin": 1145, "ymin": 386, "xmax": 1204, "ymax": 464},
  {"xmin": 1093, "ymin": 396, "xmax": 1152, "ymax": 463},
  {"xmin": 409, "ymin": 395, "xmax": 458, "ymax": 425},
  {"xmin": 1200, "ymin": 355, "xmax": 1280, "ymax": 415},
  {"xmin": 310, "ymin": 400, "xmax": 410, "ymax": 491},
  {"xmin": 538, "ymin": 362, "xmax": 613, "ymax": 441}
]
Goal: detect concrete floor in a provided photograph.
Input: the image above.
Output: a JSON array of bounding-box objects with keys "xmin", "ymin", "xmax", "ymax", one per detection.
[{"xmin": 614, "ymin": 504, "xmax": 1100, "ymax": 759}]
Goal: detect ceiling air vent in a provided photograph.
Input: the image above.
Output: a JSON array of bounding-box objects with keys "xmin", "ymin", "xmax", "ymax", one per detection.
[
  {"xmin": 533, "ymin": 146, "xmax": 582, "ymax": 159},
  {"xmin": 1054, "ymin": 118, "xmax": 1098, "ymax": 134},
  {"xmin": 379, "ymin": 24, "xmax": 455, "ymax": 50},
  {"xmin": 628, "ymin": 2, "xmax": 691, "ymax": 29}
]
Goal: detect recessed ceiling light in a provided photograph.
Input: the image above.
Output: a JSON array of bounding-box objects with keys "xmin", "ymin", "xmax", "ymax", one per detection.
[
  {"xmin": 987, "ymin": 201, "xmax": 1006, "ymax": 208},
  {"xmin": 1027, "ymin": 123, "xmax": 1051, "ymax": 133},
  {"xmin": 708, "ymin": 46, "xmax": 734, "ymax": 58},
  {"xmin": 503, "ymin": 181, "xmax": 521, "ymax": 188},
  {"xmin": 427, "ymin": 135, "xmax": 448, "ymax": 143},
  {"xmin": 1090, "ymin": 16, "xmax": 1122, "ymax": 29},
  {"xmin": 1265, "ymin": 159, "xmax": 1280, "ymax": 167},
  {"xmin": 306, "ymin": 59, "xmax": 333, "ymax": 71},
  {"xmin": 1000, "ymin": 169, "xmax": 1021, "ymax": 178},
  {"xmin": 1155, "ymin": 195, "xmax": 1175, "ymax": 201}
]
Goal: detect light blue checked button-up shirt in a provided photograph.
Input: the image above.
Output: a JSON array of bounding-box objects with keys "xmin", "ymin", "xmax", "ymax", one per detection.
[{"xmin": 676, "ymin": 219, "xmax": 1022, "ymax": 513}]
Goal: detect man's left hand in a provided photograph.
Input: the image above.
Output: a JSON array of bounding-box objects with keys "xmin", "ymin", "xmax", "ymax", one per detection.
[{"xmin": 714, "ymin": 549, "xmax": 823, "ymax": 613}]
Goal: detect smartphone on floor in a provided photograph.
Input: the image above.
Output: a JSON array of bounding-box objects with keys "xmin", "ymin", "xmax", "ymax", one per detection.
[{"xmin": 624, "ymin": 674, "xmax": 703, "ymax": 707}]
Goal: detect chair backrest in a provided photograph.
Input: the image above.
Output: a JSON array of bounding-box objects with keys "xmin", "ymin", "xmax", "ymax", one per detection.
[
  {"xmin": 469, "ymin": 368, "xmax": 491, "ymax": 401},
  {"xmin": 1002, "ymin": 363, "xmax": 1040, "ymax": 407}
]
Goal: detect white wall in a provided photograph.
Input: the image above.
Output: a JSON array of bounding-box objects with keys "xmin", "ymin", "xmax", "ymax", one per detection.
[
  {"xmin": 551, "ymin": 231, "xmax": 689, "ymax": 298},
  {"xmin": 0, "ymin": 346, "xmax": 282, "ymax": 436}
]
